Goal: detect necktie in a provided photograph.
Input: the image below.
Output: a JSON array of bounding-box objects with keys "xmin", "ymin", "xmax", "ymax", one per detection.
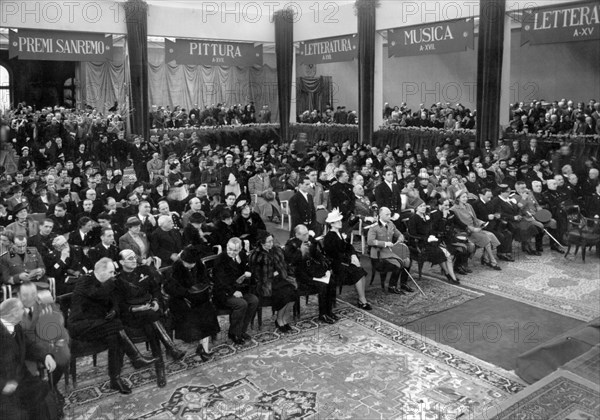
[{"xmin": 27, "ymin": 308, "xmax": 33, "ymax": 320}]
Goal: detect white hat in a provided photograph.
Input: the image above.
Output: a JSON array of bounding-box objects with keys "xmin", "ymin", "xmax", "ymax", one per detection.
[{"xmin": 325, "ymin": 208, "xmax": 343, "ymax": 224}]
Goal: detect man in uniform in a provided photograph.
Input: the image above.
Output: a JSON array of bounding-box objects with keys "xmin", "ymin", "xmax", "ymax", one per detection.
[
  {"xmin": 68, "ymin": 258, "xmax": 156, "ymax": 394},
  {"xmin": 0, "ymin": 235, "xmax": 48, "ymax": 288},
  {"xmin": 289, "ymin": 176, "xmax": 317, "ymax": 235},
  {"xmin": 367, "ymin": 207, "xmax": 412, "ymax": 294}
]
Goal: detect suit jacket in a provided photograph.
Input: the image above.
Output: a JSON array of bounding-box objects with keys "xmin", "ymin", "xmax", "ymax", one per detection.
[
  {"xmin": 0, "ymin": 322, "xmax": 48, "ymax": 394},
  {"xmin": 329, "ymin": 182, "xmax": 354, "ymax": 219},
  {"xmin": 374, "ymin": 181, "xmax": 403, "ymax": 214},
  {"xmin": 150, "ymin": 228, "xmax": 183, "ymax": 266},
  {"xmin": 212, "ymin": 251, "xmax": 250, "ymax": 306},
  {"xmin": 491, "ymin": 196, "xmax": 524, "ymax": 233},
  {"xmin": 68, "ymin": 229, "xmax": 94, "ymax": 248},
  {"xmin": 119, "ymin": 231, "xmax": 151, "ymax": 260},
  {"xmin": 87, "ymin": 243, "xmax": 120, "ymax": 266},
  {"xmin": 525, "ymin": 146, "xmax": 545, "ymax": 163},
  {"xmin": 289, "ymin": 191, "xmax": 316, "ymax": 232}
]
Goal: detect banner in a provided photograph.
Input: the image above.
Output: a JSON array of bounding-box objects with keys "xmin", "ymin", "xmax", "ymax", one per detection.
[
  {"xmin": 521, "ymin": 1, "xmax": 600, "ymax": 45},
  {"xmin": 388, "ymin": 18, "xmax": 474, "ymax": 58},
  {"xmin": 297, "ymin": 34, "xmax": 358, "ymax": 65},
  {"xmin": 9, "ymin": 29, "xmax": 113, "ymax": 61},
  {"xmin": 165, "ymin": 39, "xmax": 263, "ymax": 66}
]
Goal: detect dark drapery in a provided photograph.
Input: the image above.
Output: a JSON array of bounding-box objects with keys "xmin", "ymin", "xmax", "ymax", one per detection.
[
  {"xmin": 124, "ymin": 0, "xmax": 149, "ymax": 139},
  {"xmin": 296, "ymin": 76, "xmax": 333, "ymax": 115},
  {"xmin": 476, "ymin": 0, "xmax": 506, "ymax": 146},
  {"xmin": 274, "ymin": 9, "xmax": 294, "ymax": 143},
  {"xmin": 356, "ymin": 0, "xmax": 377, "ymax": 145}
]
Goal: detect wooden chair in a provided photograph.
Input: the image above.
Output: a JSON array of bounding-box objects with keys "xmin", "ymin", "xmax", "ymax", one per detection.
[
  {"xmin": 278, "ymin": 189, "xmax": 295, "ymax": 231},
  {"xmin": 351, "ymin": 219, "xmax": 367, "ymax": 254},
  {"xmin": 1, "ymin": 284, "xmax": 13, "ymax": 301},
  {"xmin": 369, "ymin": 246, "xmax": 400, "ymax": 290},
  {"xmin": 564, "ymin": 207, "xmax": 600, "ymax": 262}
]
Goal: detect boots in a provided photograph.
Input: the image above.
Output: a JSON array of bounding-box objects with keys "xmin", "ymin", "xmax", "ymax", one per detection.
[
  {"xmin": 110, "ymin": 377, "xmax": 132, "ymax": 394},
  {"xmin": 152, "ymin": 322, "xmax": 186, "ymax": 361},
  {"xmin": 118, "ymin": 330, "xmax": 157, "ymax": 369},
  {"xmin": 155, "ymin": 360, "xmax": 167, "ymax": 388},
  {"xmin": 108, "ymin": 342, "xmax": 131, "ymax": 394}
]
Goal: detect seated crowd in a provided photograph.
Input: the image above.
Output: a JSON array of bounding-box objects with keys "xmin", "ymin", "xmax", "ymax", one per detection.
[
  {"xmin": 382, "ymin": 97, "xmax": 600, "ymax": 135},
  {"xmin": 1, "ymin": 105, "xmax": 599, "ymax": 418}
]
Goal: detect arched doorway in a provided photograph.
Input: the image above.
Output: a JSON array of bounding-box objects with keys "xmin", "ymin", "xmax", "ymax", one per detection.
[{"xmin": 0, "ymin": 65, "xmax": 11, "ymax": 113}]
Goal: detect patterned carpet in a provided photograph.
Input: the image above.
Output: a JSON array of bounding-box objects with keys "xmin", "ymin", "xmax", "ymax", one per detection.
[
  {"xmin": 64, "ymin": 306, "xmax": 524, "ymax": 419},
  {"xmin": 338, "ymin": 276, "xmax": 483, "ymax": 326},
  {"xmin": 455, "ymin": 249, "xmax": 600, "ymax": 321},
  {"xmin": 490, "ymin": 369, "xmax": 600, "ymax": 420}
]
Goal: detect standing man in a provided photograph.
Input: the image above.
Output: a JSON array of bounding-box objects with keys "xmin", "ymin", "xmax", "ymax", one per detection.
[{"xmin": 289, "ymin": 176, "xmax": 317, "ymax": 235}]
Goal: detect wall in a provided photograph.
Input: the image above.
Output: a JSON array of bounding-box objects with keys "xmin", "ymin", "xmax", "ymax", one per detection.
[
  {"xmin": 382, "ymin": 40, "xmax": 478, "ymax": 112},
  {"xmin": 510, "ymin": 30, "xmax": 600, "ymax": 105},
  {"xmin": 0, "ymin": 50, "xmax": 75, "ymax": 108}
]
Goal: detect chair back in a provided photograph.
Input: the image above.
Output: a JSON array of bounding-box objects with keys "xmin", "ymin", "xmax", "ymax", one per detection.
[{"xmin": 278, "ymin": 190, "xmax": 295, "ymax": 203}]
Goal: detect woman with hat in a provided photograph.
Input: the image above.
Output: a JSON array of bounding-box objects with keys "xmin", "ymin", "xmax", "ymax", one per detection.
[
  {"xmin": 249, "ymin": 230, "xmax": 298, "ymax": 333},
  {"xmin": 5, "ymin": 202, "xmax": 39, "ymax": 238},
  {"xmin": 182, "ymin": 212, "xmax": 214, "ymax": 258},
  {"xmin": 164, "ymin": 246, "xmax": 220, "ymax": 360},
  {"xmin": 322, "ymin": 208, "xmax": 371, "ymax": 318},
  {"xmin": 119, "ymin": 216, "xmax": 157, "ymax": 267},
  {"xmin": 208, "ymin": 208, "xmax": 236, "ymax": 252},
  {"xmin": 451, "ymin": 190, "xmax": 502, "ymax": 270},
  {"xmin": 233, "ymin": 199, "xmax": 266, "ymax": 249},
  {"xmin": 408, "ymin": 198, "xmax": 461, "ymax": 284}
]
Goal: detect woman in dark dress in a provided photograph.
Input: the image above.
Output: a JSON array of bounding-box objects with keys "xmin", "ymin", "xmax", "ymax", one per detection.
[
  {"xmin": 407, "ymin": 198, "xmax": 461, "ymax": 284},
  {"xmin": 233, "ymin": 199, "xmax": 266, "ymax": 250},
  {"xmin": 163, "ymin": 246, "xmax": 220, "ymax": 360},
  {"xmin": 249, "ymin": 230, "xmax": 297, "ymax": 333},
  {"xmin": 322, "ymin": 208, "xmax": 370, "ymax": 320}
]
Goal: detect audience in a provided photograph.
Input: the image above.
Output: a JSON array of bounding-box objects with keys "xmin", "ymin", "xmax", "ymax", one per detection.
[{"xmin": 0, "ymin": 99, "xmax": 599, "ymax": 406}]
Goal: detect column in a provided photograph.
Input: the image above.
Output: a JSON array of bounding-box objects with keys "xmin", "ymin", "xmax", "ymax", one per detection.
[
  {"xmin": 499, "ymin": 13, "xmax": 512, "ymax": 131},
  {"xmin": 372, "ymin": 31, "xmax": 384, "ymax": 134},
  {"xmin": 290, "ymin": 44, "xmax": 297, "ymax": 124}
]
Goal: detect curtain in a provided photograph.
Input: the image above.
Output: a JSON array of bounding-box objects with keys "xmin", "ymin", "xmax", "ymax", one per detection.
[
  {"xmin": 476, "ymin": 0, "xmax": 506, "ymax": 147},
  {"xmin": 147, "ymin": 61, "xmax": 278, "ymax": 121},
  {"xmin": 296, "ymin": 76, "xmax": 333, "ymax": 114},
  {"xmin": 81, "ymin": 62, "xmax": 127, "ymax": 112},
  {"xmin": 274, "ymin": 9, "xmax": 294, "ymax": 143},
  {"xmin": 123, "ymin": 0, "xmax": 149, "ymax": 139}
]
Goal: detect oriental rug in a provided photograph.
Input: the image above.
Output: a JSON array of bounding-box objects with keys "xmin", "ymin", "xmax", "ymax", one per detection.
[
  {"xmin": 452, "ymin": 250, "xmax": 600, "ymax": 322},
  {"xmin": 489, "ymin": 369, "xmax": 600, "ymax": 420},
  {"xmin": 338, "ymin": 276, "xmax": 483, "ymax": 326},
  {"xmin": 64, "ymin": 306, "xmax": 524, "ymax": 419}
]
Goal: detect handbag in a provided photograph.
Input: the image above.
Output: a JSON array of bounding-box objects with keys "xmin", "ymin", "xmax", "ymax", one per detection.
[{"xmin": 306, "ymin": 256, "xmax": 329, "ymax": 279}]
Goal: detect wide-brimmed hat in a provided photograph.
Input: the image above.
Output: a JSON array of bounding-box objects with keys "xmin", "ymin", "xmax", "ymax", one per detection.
[
  {"xmin": 12, "ymin": 202, "xmax": 28, "ymax": 216},
  {"xmin": 325, "ymin": 208, "xmax": 344, "ymax": 224}
]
